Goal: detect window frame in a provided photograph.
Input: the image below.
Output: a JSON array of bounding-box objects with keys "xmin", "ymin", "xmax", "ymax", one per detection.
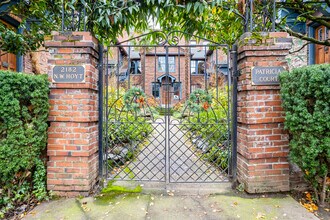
[
  {"xmin": 173, "ymin": 82, "xmax": 182, "ymax": 100},
  {"xmin": 151, "ymin": 82, "xmax": 161, "ymax": 99},
  {"xmin": 318, "ymin": 28, "xmax": 323, "ymax": 41},
  {"xmin": 191, "ymin": 60, "xmax": 205, "ymax": 75},
  {"xmin": 158, "ymin": 56, "xmax": 176, "ymax": 73},
  {"xmin": 129, "ymin": 60, "xmax": 141, "ymax": 75}
]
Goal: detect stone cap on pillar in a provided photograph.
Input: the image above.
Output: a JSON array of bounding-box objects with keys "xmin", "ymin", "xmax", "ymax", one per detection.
[
  {"xmin": 45, "ymin": 31, "xmax": 99, "ymax": 52},
  {"xmin": 238, "ymin": 32, "xmax": 292, "ymax": 55}
]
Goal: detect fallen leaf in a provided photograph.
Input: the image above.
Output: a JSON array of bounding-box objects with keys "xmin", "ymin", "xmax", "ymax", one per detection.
[
  {"xmin": 233, "ymin": 202, "xmax": 238, "ymax": 206},
  {"xmin": 305, "ymin": 192, "xmax": 312, "ymax": 201},
  {"xmin": 256, "ymin": 212, "xmax": 266, "ymax": 219}
]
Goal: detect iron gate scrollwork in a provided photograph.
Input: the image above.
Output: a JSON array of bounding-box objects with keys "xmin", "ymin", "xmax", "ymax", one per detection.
[{"xmin": 100, "ymin": 31, "xmax": 236, "ymax": 184}]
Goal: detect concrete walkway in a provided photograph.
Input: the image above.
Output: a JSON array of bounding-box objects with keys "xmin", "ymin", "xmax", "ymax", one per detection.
[
  {"xmin": 112, "ymin": 117, "xmax": 227, "ymax": 183},
  {"xmin": 24, "ymin": 192, "xmax": 318, "ymax": 220}
]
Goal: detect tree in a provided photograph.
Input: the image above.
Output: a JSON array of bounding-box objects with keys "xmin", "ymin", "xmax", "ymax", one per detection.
[
  {"xmin": 0, "ymin": 0, "xmax": 244, "ymax": 55},
  {"xmin": 278, "ymin": 0, "xmax": 330, "ymax": 46}
]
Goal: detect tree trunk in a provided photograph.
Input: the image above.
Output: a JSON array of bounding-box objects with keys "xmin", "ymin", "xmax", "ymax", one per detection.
[{"xmin": 319, "ymin": 171, "xmax": 328, "ymax": 207}]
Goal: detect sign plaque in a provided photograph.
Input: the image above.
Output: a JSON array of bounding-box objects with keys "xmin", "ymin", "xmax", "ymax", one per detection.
[
  {"xmin": 52, "ymin": 66, "xmax": 85, "ymax": 83},
  {"xmin": 251, "ymin": 66, "xmax": 284, "ymax": 85}
]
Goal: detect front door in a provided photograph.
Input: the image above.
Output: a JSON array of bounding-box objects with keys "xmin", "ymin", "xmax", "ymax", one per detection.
[
  {"xmin": 161, "ymin": 81, "xmax": 172, "ymax": 106},
  {"xmin": 315, "ymin": 26, "xmax": 330, "ymax": 64}
]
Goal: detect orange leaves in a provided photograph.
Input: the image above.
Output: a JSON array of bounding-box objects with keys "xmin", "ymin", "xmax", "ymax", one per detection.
[
  {"xmin": 305, "ymin": 192, "xmax": 312, "ymax": 201},
  {"xmin": 202, "ymin": 102, "xmax": 210, "ymax": 111},
  {"xmin": 300, "ymin": 192, "xmax": 318, "ymax": 213},
  {"xmin": 301, "ymin": 202, "xmax": 318, "ymax": 212},
  {"xmin": 136, "ymin": 96, "xmax": 145, "ymax": 108}
]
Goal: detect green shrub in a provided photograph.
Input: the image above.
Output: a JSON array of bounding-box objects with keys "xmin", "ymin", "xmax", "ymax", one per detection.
[
  {"xmin": 0, "ymin": 71, "xmax": 49, "ymax": 218},
  {"xmin": 185, "ymin": 88, "xmax": 230, "ymax": 170},
  {"xmin": 106, "ymin": 88, "xmax": 153, "ymax": 172},
  {"xmin": 280, "ymin": 64, "xmax": 330, "ymax": 206}
]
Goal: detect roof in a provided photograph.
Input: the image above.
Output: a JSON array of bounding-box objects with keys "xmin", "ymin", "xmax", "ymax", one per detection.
[{"xmin": 157, "ymin": 74, "xmax": 176, "ymax": 83}]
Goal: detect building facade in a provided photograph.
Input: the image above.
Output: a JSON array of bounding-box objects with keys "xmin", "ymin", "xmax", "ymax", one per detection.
[{"xmin": 108, "ymin": 39, "xmax": 228, "ymax": 106}]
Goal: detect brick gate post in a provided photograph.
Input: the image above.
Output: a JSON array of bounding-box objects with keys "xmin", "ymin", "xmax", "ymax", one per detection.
[
  {"xmin": 45, "ymin": 32, "xmax": 99, "ymax": 196},
  {"xmin": 236, "ymin": 32, "xmax": 292, "ymax": 193}
]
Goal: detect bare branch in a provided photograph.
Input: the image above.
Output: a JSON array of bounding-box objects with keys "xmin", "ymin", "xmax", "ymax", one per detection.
[{"xmin": 289, "ymin": 42, "xmax": 310, "ymax": 54}]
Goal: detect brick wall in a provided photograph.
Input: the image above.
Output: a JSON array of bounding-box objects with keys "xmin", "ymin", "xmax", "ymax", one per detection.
[
  {"xmin": 24, "ymin": 48, "xmax": 51, "ymax": 74},
  {"xmin": 44, "ymin": 32, "xmax": 99, "ymax": 196},
  {"xmin": 237, "ymin": 32, "xmax": 292, "ymax": 193}
]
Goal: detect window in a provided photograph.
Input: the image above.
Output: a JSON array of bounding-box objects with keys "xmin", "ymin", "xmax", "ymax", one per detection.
[
  {"xmin": 152, "ymin": 82, "xmax": 160, "ymax": 98},
  {"xmin": 158, "ymin": 56, "xmax": 175, "ymax": 72},
  {"xmin": 173, "ymin": 82, "xmax": 181, "ymax": 100},
  {"xmin": 318, "ymin": 28, "xmax": 323, "ymax": 41},
  {"xmin": 129, "ymin": 60, "xmax": 141, "ymax": 74},
  {"xmin": 326, "ymin": 27, "xmax": 329, "ymax": 40},
  {"xmin": 191, "ymin": 60, "xmax": 205, "ymax": 74}
]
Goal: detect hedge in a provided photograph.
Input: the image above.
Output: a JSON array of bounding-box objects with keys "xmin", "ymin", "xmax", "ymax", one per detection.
[
  {"xmin": 0, "ymin": 71, "xmax": 49, "ymax": 218},
  {"xmin": 280, "ymin": 64, "xmax": 330, "ymax": 206}
]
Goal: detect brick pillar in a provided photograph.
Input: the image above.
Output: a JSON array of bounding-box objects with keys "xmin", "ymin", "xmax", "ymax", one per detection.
[
  {"xmin": 236, "ymin": 32, "xmax": 292, "ymax": 193},
  {"xmin": 45, "ymin": 32, "xmax": 99, "ymax": 196}
]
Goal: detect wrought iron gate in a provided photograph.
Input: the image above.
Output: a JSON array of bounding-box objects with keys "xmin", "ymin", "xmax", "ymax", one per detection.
[{"xmin": 99, "ymin": 31, "xmax": 237, "ymax": 184}]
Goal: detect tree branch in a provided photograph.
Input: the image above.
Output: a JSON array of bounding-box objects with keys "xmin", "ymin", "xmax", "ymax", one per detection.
[
  {"xmin": 294, "ymin": 0, "xmax": 330, "ymax": 28},
  {"xmin": 289, "ymin": 42, "xmax": 310, "ymax": 54},
  {"xmin": 284, "ymin": 26, "xmax": 330, "ymax": 46}
]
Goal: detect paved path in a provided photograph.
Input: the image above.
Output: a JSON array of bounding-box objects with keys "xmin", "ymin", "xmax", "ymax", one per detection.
[
  {"xmin": 24, "ymin": 192, "xmax": 319, "ymax": 220},
  {"xmin": 111, "ymin": 117, "xmax": 227, "ymax": 183}
]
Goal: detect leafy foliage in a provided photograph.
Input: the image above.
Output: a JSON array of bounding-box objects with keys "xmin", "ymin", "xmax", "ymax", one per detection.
[
  {"xmin": 109, "ymin": 114, "xmax": 152, "ymax": 145},
  {"xmin": 107, "ymin": 86, "xmax": 153, "ymax": 173},
  {"xmin": 280, "ymin": 64, "xmax": 330, "ymax": 206},
  {"xmin": 0, "ymin": 71, "xmax": 49, "ymax": 218},
  {"xmin": 123, "ymin": 87, "xmax": 147, "ymax": 112},
  {"xmin": 0, "ymin": 0, "xmax": 61, "ymax": 54},
  {"xmin": 278, "ymin": 0, "xmax": 330, "ymax": 46},
  {"xmin": 187, "ymin": 89, "xmax": 212, "ymax": 113},
  {"xmin": 185, "ymin": 88, "xmax": 229, "ymax": 170},
  {"xmin": 1, "ymin": 0, "xmax": 244, "ymax": 55}
]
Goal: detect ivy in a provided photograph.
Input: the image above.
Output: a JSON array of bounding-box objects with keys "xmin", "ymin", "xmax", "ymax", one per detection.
[
  {"xmin": 280, "ymin": 64, "xmax": 330, "ymax": 206},
  {"xmin": 0, "ymin": 71, "xmax": 49, "ymax": 218}
]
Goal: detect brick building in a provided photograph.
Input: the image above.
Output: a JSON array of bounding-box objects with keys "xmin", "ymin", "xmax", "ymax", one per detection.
[{"xmin": 108, "ymin": 40, "xmax": 228, "ymax": 106}]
